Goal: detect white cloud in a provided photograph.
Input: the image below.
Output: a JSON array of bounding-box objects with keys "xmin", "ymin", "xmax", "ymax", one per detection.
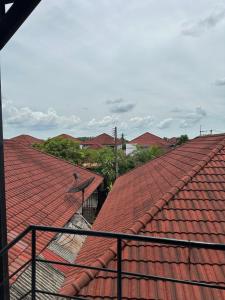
[
  {"xmin": 106, "ymin": 98, "xmax": 124, "ymax": 105},
  {"xmin": 87, "ymin": 115, "xmax": 118, "ymax": 128},
  {"xmin": 157, "ymin": 118, "xmax": 173, "ymax": 129},
  {"xmin": 3, "ymin": 1, "xmax": 225, "ymax": 139},
  {"xmin": 110, "ymin": 103, "xmax": 135, "ymax": 113},
  {"xmin": 215, "ymin": 78, "xmax": 225, "ymax": 86},
  {"xmin": 106, "ymin": 98, "xmax": 135, "ymax": 113},
  {"xmin": 119, "ymin": 121, "xmax": 128, "ymax": 130},
  {"xmin": 3, "ymin": 100, "xmax": 80, "ymax": 130},
  {"xmin": 182, "ymin": 9, "xmax": 225, "ymax": 37},
  {"xmin": 179, "ymin": 107, "xmax": 206, "ymax": 128},
  {"xmin": 129, "ymin": 115, "xmax": 154, "ymax": 128}
]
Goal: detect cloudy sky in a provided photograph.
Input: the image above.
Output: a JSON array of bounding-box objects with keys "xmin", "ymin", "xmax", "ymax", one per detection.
[{"xmin": 1, "ymin": 0, "xmax": 225, "ymax": 140}]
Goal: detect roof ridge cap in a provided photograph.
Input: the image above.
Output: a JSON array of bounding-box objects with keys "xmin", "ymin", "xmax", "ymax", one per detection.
[{"xmin": 61, "ymin": 137, "xmax": 225, "ymax": 296}]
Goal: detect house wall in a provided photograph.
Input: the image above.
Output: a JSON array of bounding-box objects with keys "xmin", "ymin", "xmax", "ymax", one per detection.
[{"xmin": 126, "ymin": 143, "xmax": 137, "ymax": 155}]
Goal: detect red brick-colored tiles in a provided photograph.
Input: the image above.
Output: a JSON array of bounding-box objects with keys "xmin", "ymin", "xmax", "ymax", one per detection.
[
  {"xmin": 61, "ymin": 134, "xmax": 225, "ymax": 300},
  {"xmin": 4, "ymin": 140, "xmax": 103, "ymax": 280}
]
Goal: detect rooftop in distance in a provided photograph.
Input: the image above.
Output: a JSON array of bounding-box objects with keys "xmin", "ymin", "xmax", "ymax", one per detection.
[
  {"xmin": 129, "ymin": 131, "xmax": 169, "ymax": 147},
  {"xmin": 9, "ymin": 134, "xmax": 43, "ymax": 146},
  {"xmin": 81, "ymin": 133, "xmax": 122, "ymax": 146},
  {"xmin": 53, "ymin": 134, "xmax": 82, "ymax": 143}
]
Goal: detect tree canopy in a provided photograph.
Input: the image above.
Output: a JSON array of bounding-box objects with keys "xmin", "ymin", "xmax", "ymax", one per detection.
[
  {"xmin": 33, "ymin": 138, "xmax": 164, "ymax": 190},
  {"xmin": 33, "ymin": 137, "xmax": 84, "ymax": 164},
  {"xmin": 177, "ymin": 134, "xmax": 189, "ymax": 145}
]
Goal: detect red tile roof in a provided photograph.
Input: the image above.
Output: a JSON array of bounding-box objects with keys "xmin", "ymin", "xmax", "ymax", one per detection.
[
  {"xmin": 54, "ymin": 134, "xmax": 81, "ymax": 143},
  {"xmin": 129, "ymin": 132, "xmax": 168, "ymax": 147},
  {"xmin": 85, "ymin": 143, "xmax": 103, "ymax": 150},
  {"xmin": 61, "ymin": 134, "xmax": 225, "ymax": 299},
  {"xmin": 4, "ymin": 140, "xmax": 103, "ymax": 279},
  {"xmin": 10, "ymin": 134, "xmax": 43, "ymax": 146},
  {"xmin": 82, "ymin": 133, "xmax": 121, "ymax": 146}
]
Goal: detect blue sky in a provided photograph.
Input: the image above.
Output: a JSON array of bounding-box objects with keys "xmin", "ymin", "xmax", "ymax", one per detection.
[{"xmin": 1, "ymin": 0, "xmax": 225, "ymax": 140}]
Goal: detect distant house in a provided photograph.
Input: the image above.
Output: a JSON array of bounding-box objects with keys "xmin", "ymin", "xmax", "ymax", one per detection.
[
  {"xmin": 167, "ymin": 136, "xmax": 178, "ymax": 146},
  {"xmin": 126, "ymin": 132, "xmax": 169, "ymax": 155},
  {"xmin": 9, "ymin": 134, "xmax": 44, "ymax": 146},
  {"xmin": 54, "ymin": 133, "xmax": 81, "ymax": 144},
  {"xmin": 81, "ymin": 133, "xmax": 122, "ymax": 150},
  {"xmin": 60, "ymin": 133, "xmax": 225, "ymax": 300},
  {"xmin": 4, "ymin": 140, "xmax": 104, "ymax": 298}
]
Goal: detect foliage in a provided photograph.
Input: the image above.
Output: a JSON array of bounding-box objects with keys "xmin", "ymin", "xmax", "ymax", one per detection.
[
  {"xmin": 93, "ymin": 147, "xmax": 116, "ymax": 188},
  {"xmin": 177, "ymin": 134, "xmax": 189, "ymax": 145},
  {"xmin": 77, "ymin": 136, "xmax": 93, "ymax": 141},
  {"xmin": 121, "ymin": 133, "xmax": 126, "ymax": 151},
  {"xmin": 33, "ymin": 137, "xmax": 84, "ymax": 164},
  {"xmin": 132, "ymin": 145, "xmax": 164, "ymax": 166},
  {"xmin": 33, "ymin": 138, "xmax": 164, "ymax": 190}
]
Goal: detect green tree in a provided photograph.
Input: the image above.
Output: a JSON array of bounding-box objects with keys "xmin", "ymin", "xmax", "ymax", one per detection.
[
  {"xmin": 132, "ymin": 145, "xmax": 164, "ymax": 166},
  {"xmin": 177, "ymin": 134, "xmax": 189, "ymax": 145},
  {"xmin": 33, "ymin": 137, "xmax": 84, "ymax": 164},
  {"xmin": 33, "ymin": 138, "xmax": 164, "ymax": 191},
  {"xmin": 94, "ymin": 147, "xmax": 116, "ymax": 188},
  {"xmin": 121, "ymin": 133, "xmax": 126, "ymax": 151},
  {"xmin": 118, "ymin": 149, "xmax": 135, "ymax": 175}
]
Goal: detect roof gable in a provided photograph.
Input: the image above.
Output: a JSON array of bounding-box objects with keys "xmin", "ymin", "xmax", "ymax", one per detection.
[
  {"xmin": 10, "ymin": 134, "xmax": 43, "ymax": 146},
  {"xmin": 83, "ymin": 133, "xmax": 121, "ymax": 146},
  {"xmin": 54, "ymin": 134, "xmax": 81, "ymax": 143},
  {"xmin": 129, "ymin": 132, "xmax": 168, "ymax": 147}
]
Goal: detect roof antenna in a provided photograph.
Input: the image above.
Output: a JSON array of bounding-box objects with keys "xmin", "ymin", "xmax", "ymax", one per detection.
[{"xmin": 73, "ymin": 172, "xmax": 79, "ymax": 183}]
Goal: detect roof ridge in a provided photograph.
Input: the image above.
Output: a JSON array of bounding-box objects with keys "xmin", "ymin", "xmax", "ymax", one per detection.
[
  {"xmin": 61, "ymin": 136, "xmax": 225, "ymax": 296},
  {"xmin": 130, "ymin": 131, "xmax": 163, "ymax": 139},
  {"xmin": 54, "ymin": 134, "xmax": 81, "ymax": 141}
]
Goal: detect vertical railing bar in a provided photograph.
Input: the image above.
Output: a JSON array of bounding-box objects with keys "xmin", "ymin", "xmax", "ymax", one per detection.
[
  {"xmin": 31, "ymin": 229, "xmax": 36, "ymax": 300},
  {"xmin": 117, "ymin": 238, "xmax": 122, "ymax": 300},
  {"xmin": 188, "ymin": 243, "xmax": 192, "ymax": 280}
]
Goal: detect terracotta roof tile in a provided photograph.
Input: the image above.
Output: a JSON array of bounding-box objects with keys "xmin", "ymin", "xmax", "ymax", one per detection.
[
  {"xmin": 9, "ymin": 134, "xmax": 43, "ymax": 146},
  {"xmin": 61, "ymin": 134, "xmax": 225, "ymax": 299},
  {"xmin": 129, "ymin": 132, "xmax": 168, "ymax": 147},
  {"xmin": 4, "ymin": 140, "xmax": 103, "ymax": 280},
  {"xmin": 54, "ymin": 134, "xmax": 81, "ymax": 143},
  {"xmin": 82, "ymin": 133, "xmax": 121, "ymax": 146}
]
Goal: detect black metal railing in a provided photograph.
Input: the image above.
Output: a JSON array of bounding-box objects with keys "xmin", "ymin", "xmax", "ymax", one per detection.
[{"xmin": 0, "ymin": 225, "xmax": 225, "ymax": 299}]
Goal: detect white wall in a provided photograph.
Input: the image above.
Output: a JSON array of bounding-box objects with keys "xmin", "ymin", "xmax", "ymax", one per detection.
[{"xmin": 126, "ymin": 144, "xmax": 137, "ymax": 155}]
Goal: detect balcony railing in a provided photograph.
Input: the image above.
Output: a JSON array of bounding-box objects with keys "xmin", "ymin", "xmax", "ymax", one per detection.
[{"xmin": 0, "ymin": 225, "xmax": 225, "ymax": 299}]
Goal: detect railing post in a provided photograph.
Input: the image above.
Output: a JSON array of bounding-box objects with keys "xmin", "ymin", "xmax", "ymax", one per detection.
[
  {"xmin": 0, "ymin": 3, "xmax": 10, "ymax": 299},
  {"xmin": 31, "ymin": 229, "xmax": 36, "ymax": 300},
  {"xmin": 117, "ymin": 238, "xmax": 122, "ymax": 300}
]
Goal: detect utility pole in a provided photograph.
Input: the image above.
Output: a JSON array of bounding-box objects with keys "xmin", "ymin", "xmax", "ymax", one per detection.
[
  {"xmin": 0, "ymin": 1, "xmax": 9, "ymax": 298},
  {"xmin": 114, "ymin": 127, "xmax": 119, "ymax": 178}
]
